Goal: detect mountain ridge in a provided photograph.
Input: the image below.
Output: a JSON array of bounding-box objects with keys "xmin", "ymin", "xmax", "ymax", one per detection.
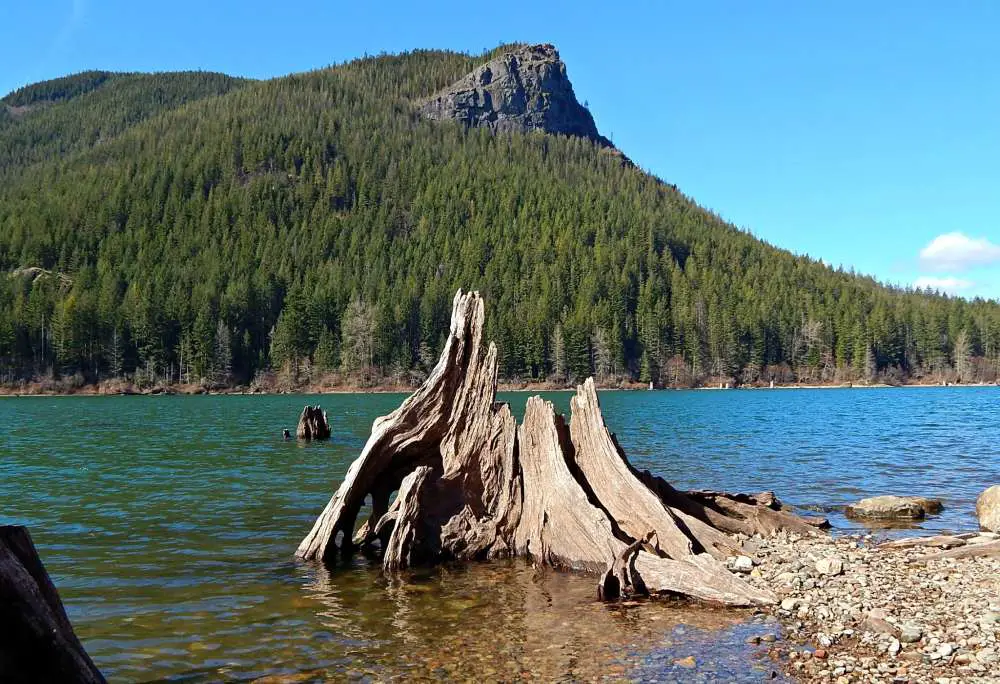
[
  {"xmin": 0, "ymin": 70, "xmax": 249, "ymax": 177},
  {"xmin": 0, "ymin": 45, "xmax": 997, "ymax": 390}
]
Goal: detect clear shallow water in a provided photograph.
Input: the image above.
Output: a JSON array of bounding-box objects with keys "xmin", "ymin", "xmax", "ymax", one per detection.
[{"xmin": 1, "ymin": 387, "xmax": 997, "ymax": 681}]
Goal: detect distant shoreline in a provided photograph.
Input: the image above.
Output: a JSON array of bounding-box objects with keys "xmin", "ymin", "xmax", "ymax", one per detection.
[{"xmin": 0, "ymin": 378, "xmax": 996, "ymax": 397}]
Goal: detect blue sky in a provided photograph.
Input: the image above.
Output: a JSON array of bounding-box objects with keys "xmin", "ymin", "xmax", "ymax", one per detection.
[{"xmin": 3, "ymin": 1, "xmax": 999, "ymax": 300}]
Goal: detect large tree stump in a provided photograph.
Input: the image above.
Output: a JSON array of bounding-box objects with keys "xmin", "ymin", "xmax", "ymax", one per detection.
[
  {"xmin": 297, "ymin": 290, "xmax": 819, "ymax": 606},
  {"xmin": 0, "ymin": 526, "xmax": 105, "ymax": 684}
]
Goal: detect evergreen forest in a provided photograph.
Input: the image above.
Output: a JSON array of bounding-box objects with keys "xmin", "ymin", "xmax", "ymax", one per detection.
[{"xmin": 1, "ymin": 46, "xmax": 998, "ymax": 390}]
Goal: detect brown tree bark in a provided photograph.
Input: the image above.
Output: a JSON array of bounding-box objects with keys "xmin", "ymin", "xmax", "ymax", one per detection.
[
  {"xmin": 914, "ymin": 539, "xmax": 1000, "ymax": 562},
  {"xmin": 297, "ymin": 290, "xmax": 820, "ymax": 606},
  {"xmin": 0, "ymin": 526, "xmax": 105, "ymax": 684},
  {"xmin": 296, "ymin": 405, "xmax": 331, "ymax": 440}
]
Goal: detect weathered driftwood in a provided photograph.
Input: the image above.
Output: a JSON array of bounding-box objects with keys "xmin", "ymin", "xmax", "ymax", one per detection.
[
  {"xmin": 296, "ymin": 405, "xmax": 331, "ymax": 440},
  {"xmin": 879, "ymin": 535, "xmax": 968, "ymax": 550},
  {"xmin": 637, "ymin": 475, "xmax": 824, "ymax": 538},
  {"xmin": 598, "ymin": 534, "xmax": 651, "ymax": 601},
  {"xmin": 0, "ymin": 526, "xmax": 105, "ymax": 684},
  {"xmin": 913, "ymin": 539, "xmax": 1000, "ymax": 563},
  {"xmin": 298, "ymin": 290, "xmax": 821, "ymax": 606}
]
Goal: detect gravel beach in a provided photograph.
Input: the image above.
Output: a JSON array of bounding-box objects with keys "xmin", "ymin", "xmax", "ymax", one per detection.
[{"xmin": 741, "ymin": 530, "xmax": 1000, "ymax": 683}]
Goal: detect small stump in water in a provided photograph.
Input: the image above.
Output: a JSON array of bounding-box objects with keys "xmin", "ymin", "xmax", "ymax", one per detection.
[{"xmin": 296, "ymin": 405, "xmax": 331, "ymax": 440}]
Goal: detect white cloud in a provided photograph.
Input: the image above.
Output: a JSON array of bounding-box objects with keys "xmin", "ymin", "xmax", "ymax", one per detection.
[
  {"xmin": 919, "ymin": 232, "xmax": 1000, "ymax": 272},
  {"xmin": 913, "ymin": 276, "xmax": 975, "ymax": 293}
]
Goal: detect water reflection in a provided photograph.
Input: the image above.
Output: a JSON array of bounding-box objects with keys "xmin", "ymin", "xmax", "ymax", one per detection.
[
  {"xmin": 5, "ymin": 388, "xmax": 996, "ymax": 680},
  {"xmin": 289, "ymin": 558, "xmax": 780, "ymax": 683}
]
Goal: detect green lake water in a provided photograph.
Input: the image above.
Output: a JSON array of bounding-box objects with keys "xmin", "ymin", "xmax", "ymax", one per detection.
[{"xmin": 2, "ymin": 387, "xmax": 998, "ymax": 681}]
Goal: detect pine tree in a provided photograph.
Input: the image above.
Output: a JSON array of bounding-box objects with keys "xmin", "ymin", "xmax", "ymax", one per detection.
[
  {"xmin": 341, "ymin": 297, "xmax": 376, "ymax": 382},
  {"xmin": 0, "ymin": 49, "xmax": 998, "ymax": 390},
  {"xmin": 212, "ymin": 319, "xmax": 232, "ymax": 384},
  {"xmin": 549, "ymin": 323, "xmax": 566, "ymax": 383},
  {"xmin": 313, "ymin": 327, "xmax": 338, "ymax": 371},
  {"xmin": 591, "ymin": 327, "xmax": 613, "ymax": 382}
]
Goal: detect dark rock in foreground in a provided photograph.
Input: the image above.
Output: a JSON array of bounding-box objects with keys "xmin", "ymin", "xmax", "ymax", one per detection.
[
  {"xmin": 0, "ymin": 526, "xmax": 105, "ymax": 684},
  {"xmin": 419, "ymin": 44, "xmax": 611, "ymax": 146}
]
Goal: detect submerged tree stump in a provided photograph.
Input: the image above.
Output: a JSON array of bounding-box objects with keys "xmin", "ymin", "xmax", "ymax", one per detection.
[
  {"xmin": 0, "ymin": 526, "xmax": 105, "ymax": 684},
  {"xmin": 298, "ymin": 290, "xmax": 820, "ymax": 606},
  {"xmin": 296, "ymin": 405, "xmax": 331, "ymax": 440}
]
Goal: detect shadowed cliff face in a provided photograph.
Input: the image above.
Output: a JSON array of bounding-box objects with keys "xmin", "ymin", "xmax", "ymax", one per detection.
[{"xmin": 420, "ymin": 44, "xmax": 610, "ymax": 145}]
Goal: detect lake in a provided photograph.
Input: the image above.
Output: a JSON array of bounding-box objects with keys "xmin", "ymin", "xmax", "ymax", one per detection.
[{"xmin": 2, "ymin": 387, "xmax": 997, "ymax": 681}]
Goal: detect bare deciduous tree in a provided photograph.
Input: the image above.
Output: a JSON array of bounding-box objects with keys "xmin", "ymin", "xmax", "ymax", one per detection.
[
  {"xmin": 341, "ymin": 297, "xmax": 376, "ymax": 382},
  {"xmin": 549, "ymin": 324, "xmax": 566, "ymax": 383},
  {"xmin": 664, "ymin": 354, "xmax": 692, "ymax": 387},
  {"xmin": 212, "ymin": 320, "xmax": 232, "ymax": 384},
  {"xmin": 954, "ymin": 329, "xmax": 971, "ymax": 383},
  {"xmin": 591, "ymin": 328, "xmax": 612, "ymax": 382}
]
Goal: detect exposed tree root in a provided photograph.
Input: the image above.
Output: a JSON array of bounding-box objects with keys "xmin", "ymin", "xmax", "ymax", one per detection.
[{"xmin": 297, "ymin": 290, "xmax": 823, "ymax": 606}]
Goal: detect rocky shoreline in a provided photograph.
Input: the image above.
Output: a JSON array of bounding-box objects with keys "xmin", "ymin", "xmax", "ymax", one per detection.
[
  {"xmin": 0, "ymin": 378, "xmax": 996, "ymax": 398},
  {"xmin": 742, "ymin": 530, "xmax": 999, "ymax": 683}
]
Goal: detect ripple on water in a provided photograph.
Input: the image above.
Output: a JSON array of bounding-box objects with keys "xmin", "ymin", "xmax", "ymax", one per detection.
[{"xmin": 1, "ymin": 387, "xmax": 998, "ymax": 680}]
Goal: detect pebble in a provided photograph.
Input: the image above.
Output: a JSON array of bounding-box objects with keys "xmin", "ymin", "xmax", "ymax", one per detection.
[
  {"xmin": 731, "ymin": 555, "xmax": 754, "ymax": 572},
  {"xmin": 816, "ymin": 556, "xmax": 844, "ymax": 576},
  {"xmin": 780, "ymin": 597, "xmax": 801, "ymax": 611},
  {"xmin": 744, "ymin": 530, "xmax": 1000, "ymax": 683}
]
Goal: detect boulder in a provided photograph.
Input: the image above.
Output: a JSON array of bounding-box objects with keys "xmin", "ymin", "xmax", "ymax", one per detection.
[
  {"xmin": 977, "ymin": 486, "xmax": 1000, "ymax": 532},
  {"xmin": 780, "ymin": 597, "xmax": 801, "ymax": 611},
  {"xmin": 909, "ymin": 496, "xmax": 944, "ymax": 514},
  {"xmin": 899, "ymin": 624, "xmax": 923, "ymax": 643},
  {"xmin": 845, "ymin": 495, "xmax": 943, "ymax": 521},
  {"xmin": 860, "ymin": 611, "xmax": 899, "ymax": 637},
  {"xmin": 815, "ymin": 556, "xmax": 844, "ymax": 576},
  {"xmin": 730, "ymin": 555, "xmax": 754, "ymax": 572}
]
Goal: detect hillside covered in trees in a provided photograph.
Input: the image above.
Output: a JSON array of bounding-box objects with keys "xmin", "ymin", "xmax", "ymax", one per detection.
[{"xmin": 1, "ymin": 45, "xmax": 998, "ymax": 391}]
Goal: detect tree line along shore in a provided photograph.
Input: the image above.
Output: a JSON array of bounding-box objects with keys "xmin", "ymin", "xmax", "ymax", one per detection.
[{"xmin": 0, "ymin": 371, "xmax": 997, "ymax": 397}]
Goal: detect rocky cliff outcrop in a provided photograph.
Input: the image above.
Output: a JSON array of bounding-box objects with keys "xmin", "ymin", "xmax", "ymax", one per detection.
[{"xmin": 420, "ymin": 44, "xmax": 611, "ymax": 146}]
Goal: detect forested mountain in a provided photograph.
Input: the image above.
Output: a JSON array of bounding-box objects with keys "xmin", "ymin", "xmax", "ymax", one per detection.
[
  {"xmin": 1, "ymin": 45, "xmax": 998, "ymax": 390},
  {"xmin": 0, "ymin": 70, "xmax": 247, "ymax": 178}
]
